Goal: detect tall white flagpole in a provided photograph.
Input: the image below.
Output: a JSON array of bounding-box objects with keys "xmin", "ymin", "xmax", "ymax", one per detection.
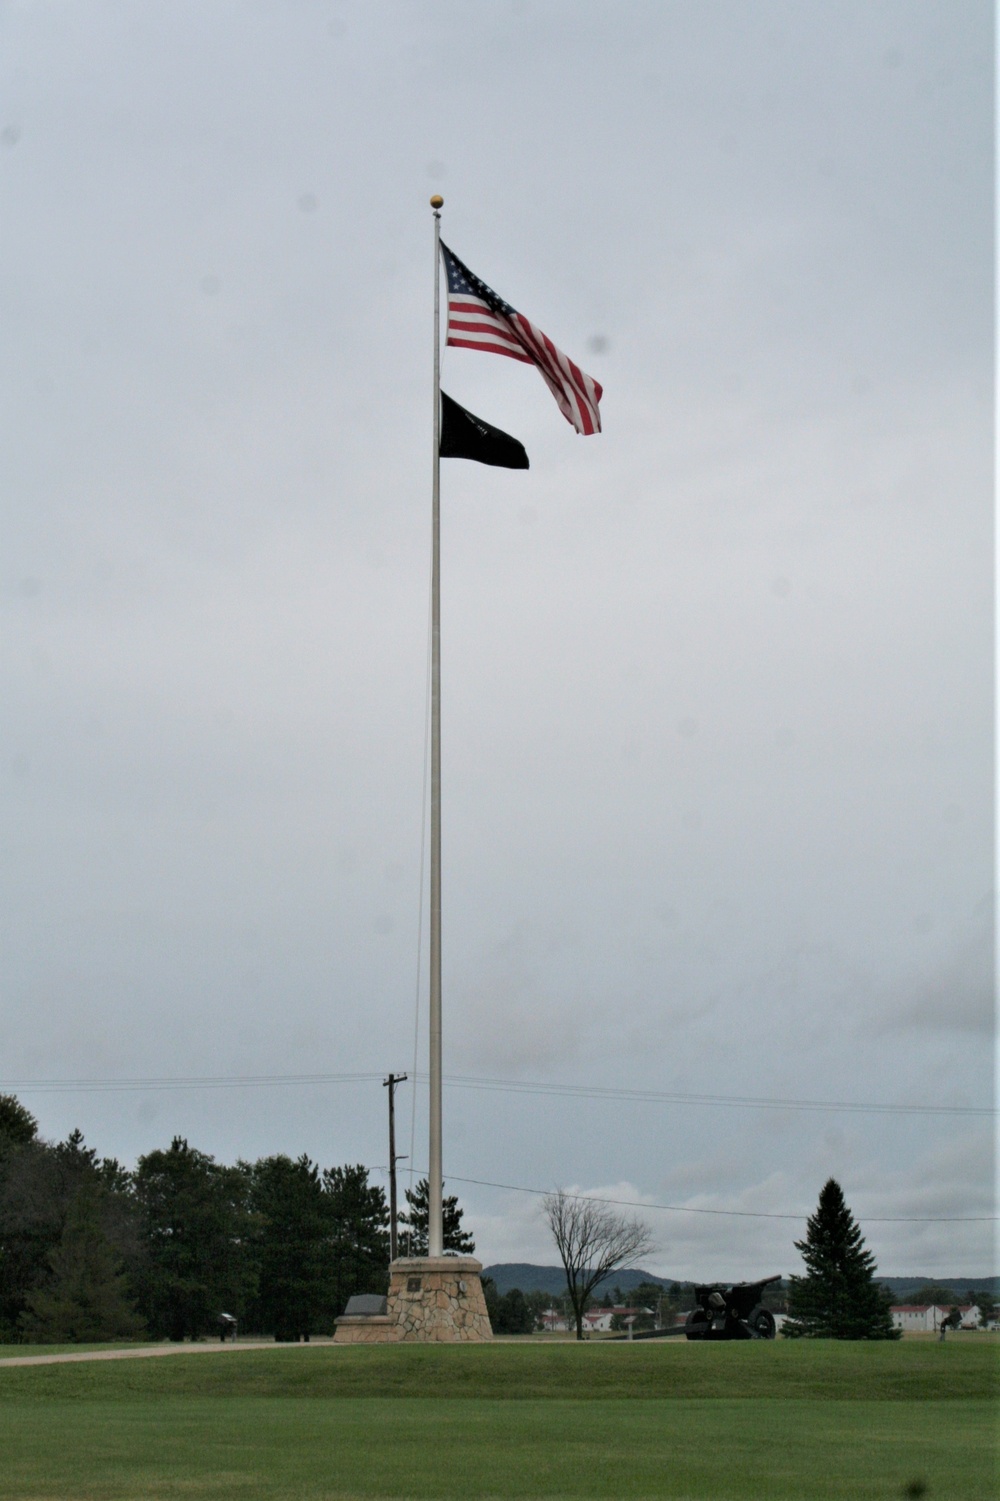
[{"xmin": 428, "ymin": 194, "xmax": 444, "ymax": 1259}]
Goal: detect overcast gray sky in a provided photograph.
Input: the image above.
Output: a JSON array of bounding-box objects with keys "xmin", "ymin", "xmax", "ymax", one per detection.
[{"xmin": 1, "ymin": 1, "xmax": 994, "ymax": 1281}]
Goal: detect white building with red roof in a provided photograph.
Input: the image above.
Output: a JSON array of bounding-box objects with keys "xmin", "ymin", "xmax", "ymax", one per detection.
[{"xmin": 890, "ymin": 1304, "xmax": 979, "ymax": 1332}]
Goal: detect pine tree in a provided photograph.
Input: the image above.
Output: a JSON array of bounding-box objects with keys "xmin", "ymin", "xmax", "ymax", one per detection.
[
  {"xmin": 19, "ymin": 1185, "xmax": 144, "ymax": 1343},
  {"xmin": 398, "ymin": 1178, "xmax": 475, "ymax": 1256},
  {"xmin": 324, "ymin": 1164, "xmax": 390, "ymax": 1318},
  {"xmin": 0, "ymin": 1094, "xmax": 38, "ymax": 1148},
  {"xmin": 248, "ymin": 1154, "xmax": 332, "ymax": 1340},
  {"xmin": 783, "ymin": 1178, "xmax": 899, "ymax": 1340},
  {"xmin": 133, "ymin": 1138, "xmax": 250, "ymax": 1341}
]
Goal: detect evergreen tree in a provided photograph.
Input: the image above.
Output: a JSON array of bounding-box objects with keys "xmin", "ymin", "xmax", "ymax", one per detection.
[
  {"xmin": 0, "ymin": 1095, "xmax": 38, "ymax": 1149},
  {"xmin": 0, "ymin": 1136, "xmax": 61, "ymax": 1339},
  {"xmin": 783, "ymin": 1179, "xmax": 899, "ymax": 1340},
  {"xmin": 19, "ymin": 1184, "xmax": 144, "ymax": 1342},
  {"xmin": 480, "ymin": 1282, "xmax": 534, "ymax": 1334},
  {"xmin": 0, "ymin": 1119, "xmax": 140, "ymax": 1342},
  {"xmin": 494, "ymin": 1287, "xmax": 534, "ymax": 1334},
  {"xmin": 399, "ymin": 1178, "xmax": 474, "ymax": 1256},
  {"xmin": 324, "ymin": 1164, "xmax": 390, "ymax": 1317},
  {"xmin": 247, "ymin": 1154, "xmax": 331, "ymax": 1339},
  {"xmin": 133, "ymin": 1138, "xmax": 250, "ymax": 1340}
]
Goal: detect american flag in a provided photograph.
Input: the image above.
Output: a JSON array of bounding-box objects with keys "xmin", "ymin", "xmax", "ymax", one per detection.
[{"xmin": 440, "ymin": 241, "xmax": 603, "ymax": 437}]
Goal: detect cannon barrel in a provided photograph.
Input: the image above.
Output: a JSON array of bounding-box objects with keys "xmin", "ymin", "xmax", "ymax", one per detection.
[
  {"xmin": 723, "ymin": 1277, "xmax": 781, "ymax": 1318},
  {"xmin": 694, "ymin": 1274, "xmax": 781, "ymax": 1301}
]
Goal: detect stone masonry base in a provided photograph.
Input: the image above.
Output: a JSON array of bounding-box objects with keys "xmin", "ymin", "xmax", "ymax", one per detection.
[{"xmin": 334, "ymin": 1256, "xmax": 493, "ymax": 1344}]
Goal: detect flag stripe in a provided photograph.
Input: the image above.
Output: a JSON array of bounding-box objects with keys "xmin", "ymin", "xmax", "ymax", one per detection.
[
  {"xmin": 516, "ymin": 315, "xmax": 601, "ymax": 435},
  {"xmin": 446, "ymin": 294, "xmax": 533, "ymax": 359},
  {"xmin": 440, "ymin": 241, "xmax": 602, "ymax": 435},
  {"xmin": 448, "ymin": 337, "xmax": 534, "ymax": 363},
  {"xmin": 451, "ymin": 315, "xmax": 517, "ymax": 342}
]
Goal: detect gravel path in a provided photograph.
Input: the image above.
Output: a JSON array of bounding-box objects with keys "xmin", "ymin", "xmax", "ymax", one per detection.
[{"xmin": 0, "ymin": 1339, "xmax": 338, "ymax": 1367}]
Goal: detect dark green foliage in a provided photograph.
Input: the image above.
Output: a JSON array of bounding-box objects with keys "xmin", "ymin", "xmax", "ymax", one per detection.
[
  {"xmin": 18, "ymin": 1183, "xmax": 144, "ymax": 1342},
  {"xmin": 524, "ymin": 1288, "xmax": 551, "ymax": 1328},
  {"xmin": 133, "ymin": 1138, "xmax": 250, "ymax": 1341},
  {"xmin": 783, "ymin": 1178, "xmax": 900, "ymax": 1340},
  {"xmin": 0, "ymin": 1138, "xmax": 63, "ymax": 1338},
  {"xmin": 968, "ymin": 1291, "xmax": 997, "ymax": 1327},
  {"xmin": 0, "ymin": 1095, "xmax": 38, "ymax": 1148},
  {"xmin": 629, "ymin": 1280, "xmax": 673, "ymax": 1326},
  {"xmin": 491, "ymin": 1286, "xmax": 535, "ymax": 1334},
  {"xmin": 0, "ymin": 1097, "xmax": 395, "ymax": 1346},
  {"xmin": 324, "ymin": 1164, "xmax": 390, "ymax": 1318},
  {"xmin": 481, "ymin": 1274, "xmax": 499, "ymax": 1326},
  {"xmin": 486, "ymin": 1281, "xmax": 549, "ymax": 1332},
  {"xmin": 398, "ymin": 1177, "xmax": 474, "ymax": 1257},
  {"xmin": 0, "ymin": 1119, "xmax": 139, "ymax": 1342},
  {"xmin": 246, "ymin": 1155, "xmax": 331, "ymax": 1339},
  {"xmin": 0, "ymin": 1098, "xmax": 445, "ymax": 1347},
  {"xmin": 910, "ymin": 1284, "xmax": 958, "ymax": 1305}
]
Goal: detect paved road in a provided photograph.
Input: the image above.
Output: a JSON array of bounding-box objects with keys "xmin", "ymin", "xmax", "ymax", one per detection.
[{"xmin": 0, "ymin": 1339, "xmax": 338, "ymax": 1368}]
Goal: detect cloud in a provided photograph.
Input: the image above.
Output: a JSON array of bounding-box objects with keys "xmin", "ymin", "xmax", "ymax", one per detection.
[
  {"xmin": 878, "ymin": 921, "xmax": 995, "ymax": 1036},
  {"xmin": 467, "ymin": 1124, "xmax": 996, "ymax": 1282},
  {"xmin": 0, "ymin": 1, "xmax": 992, "ymax": 1280},
  {"xmin": 449, "ymin": 919, "xmax": 607, "ymax": 1073}
]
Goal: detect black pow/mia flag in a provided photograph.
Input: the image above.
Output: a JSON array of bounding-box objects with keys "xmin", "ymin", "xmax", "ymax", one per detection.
[{"xmin": 439, "ymin": 390, "xmax": 529, "ymax": 469}]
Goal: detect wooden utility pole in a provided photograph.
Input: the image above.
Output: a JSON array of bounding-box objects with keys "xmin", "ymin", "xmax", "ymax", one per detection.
[{"xmin": 383, "ymin": 1072, "xmax": 408, "ymax": 1262}]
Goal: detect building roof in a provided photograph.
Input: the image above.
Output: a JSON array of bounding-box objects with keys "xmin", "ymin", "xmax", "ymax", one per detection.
[{"xmin": 891, "ymin": 1304, "xmax": 974, "ymax": 1315}]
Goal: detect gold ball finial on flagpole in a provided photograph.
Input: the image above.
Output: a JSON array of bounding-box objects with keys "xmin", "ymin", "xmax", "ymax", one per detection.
[{"xmin": 430, "ymin": 194, "xmax": 444, "ymax": 209}]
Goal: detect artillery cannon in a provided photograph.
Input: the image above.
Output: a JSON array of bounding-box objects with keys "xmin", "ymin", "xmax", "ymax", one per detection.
[{"xmin": 684, "ymin": 1275, "xmax": 780, "ymax": 1340}]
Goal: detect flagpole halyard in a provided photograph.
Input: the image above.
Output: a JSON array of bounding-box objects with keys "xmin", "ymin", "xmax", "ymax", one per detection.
[{"xmin": 428, "ymin": 194, "xmax": 444, "ymax": 1260}]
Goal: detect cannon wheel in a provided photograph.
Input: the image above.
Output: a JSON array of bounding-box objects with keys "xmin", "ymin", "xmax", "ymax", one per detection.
[
  {"xmin": 749, "ymin": 1305, "xmax": 776, "ymax": 1339},
  {"xmin": 685, "ymin": 1308, "xmax": 710, "ymax": 1341}
]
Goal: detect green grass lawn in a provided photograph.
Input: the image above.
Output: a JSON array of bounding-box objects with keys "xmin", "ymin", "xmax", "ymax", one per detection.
[{"xmin": 0, "ymin": 1342, "xmax": 995, "ymax": 1499}]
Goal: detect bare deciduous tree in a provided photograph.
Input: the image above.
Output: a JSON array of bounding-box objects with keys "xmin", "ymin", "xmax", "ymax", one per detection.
[{"xmin": 544, "ymin": 1189, "xmax": 655, "ymax": 1340}]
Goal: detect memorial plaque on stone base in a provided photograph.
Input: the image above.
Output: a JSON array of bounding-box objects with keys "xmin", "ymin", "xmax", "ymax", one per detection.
[{"xmin": 333, "ymin": 1256, "xmax": 492, "ymax": 1344}]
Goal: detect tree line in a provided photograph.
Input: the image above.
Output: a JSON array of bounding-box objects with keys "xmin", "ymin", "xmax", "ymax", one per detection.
[
  {"xmin": 5, "ymin": 1093, "xmax": 990, "ymax": 1348},
  {"xmin": 541, "ymin": 1178, "xmax": 991, "ymax": 1341},
  {"xmin": 0, "ymin": 1095, "xmax": 468, "ymax": 1344}
]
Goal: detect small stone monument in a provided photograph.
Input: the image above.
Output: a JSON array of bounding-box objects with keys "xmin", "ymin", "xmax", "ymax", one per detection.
[
  {"xmin": 334, "ymin": 1257, "xmax": 492, "ymax": 1343},
  {"xmin": 333, "ymin": 1292, "xmax": 394, "ymax": 1345}
]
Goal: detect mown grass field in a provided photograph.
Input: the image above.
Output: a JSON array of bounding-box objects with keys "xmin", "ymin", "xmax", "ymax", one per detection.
[{"xmin": 0, "ymin": 1339, "xmax": 995, "ymax": 1499}]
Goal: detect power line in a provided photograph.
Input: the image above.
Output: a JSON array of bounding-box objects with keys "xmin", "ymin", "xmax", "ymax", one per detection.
[
  {"xmin": 431, "ymin": 1073, "xmax": 994, "ymax": 1118},
  {"xmin": 0, "ymin": 1070, "xmax": 991, "ymax": 1117},
  {"xmin": 0, "ymin": 1072, "xmax": 384, "ymax": 1093},
  {"xmin": 393, "ymin": 1167, "xmax": 999, "ymax": 1225}
]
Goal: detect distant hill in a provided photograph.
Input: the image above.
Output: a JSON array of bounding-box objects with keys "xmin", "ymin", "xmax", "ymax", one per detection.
[
  {"xmin": 482, "ymin": 1265, "xmax": 1000, "ymax": 1299},
  {"xmin": 877, "ymin": 1276, "xmax": 1000, "ymax": 1299},
  {"xmin": 482, "ymin": 1264, "xmax": 684, "ymax": 1297}
]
